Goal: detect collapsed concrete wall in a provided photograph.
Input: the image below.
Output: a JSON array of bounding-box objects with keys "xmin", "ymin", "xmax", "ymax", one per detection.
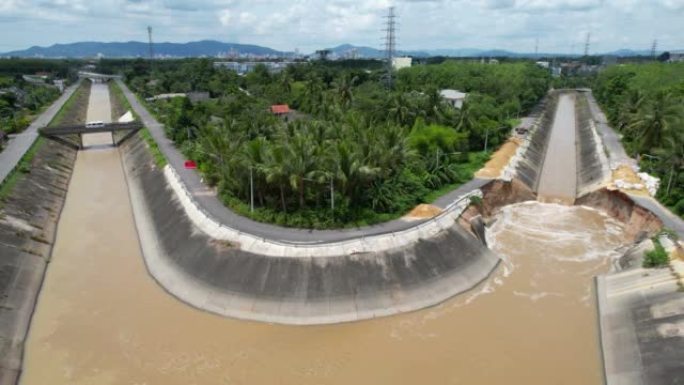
[
  {"xmin": 576, "ymin": 92, "xmax": 610, "ymax": 196},
  {"xmin": 576, "ymin": 189, "xmax": 663, "ymax": 242},
  {"xmin": 120, "ymin": 136, "xmax": 501, "ymax": 324},
  {"xmin": 0, "ymin": 143, "xmax": 77, "ymax": 384},
  {"xmin": 514, "ymin": 92, "xmax": 559, "ymax": 191}
]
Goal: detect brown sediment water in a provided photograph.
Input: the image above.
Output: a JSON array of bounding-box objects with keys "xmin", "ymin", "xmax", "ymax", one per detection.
[
  {"xmin": 21, "ymin": 193, "xmax": 625, "ymax": 385},
  {"xmin": 538, "ymin": 93, "xmax": 578, "ymax": 204},
  {"xmin": 21, "ymin": 84, "xmax": 627, "ymax": 385}
]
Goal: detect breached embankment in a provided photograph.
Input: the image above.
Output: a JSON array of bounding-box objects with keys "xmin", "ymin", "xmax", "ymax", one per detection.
[{"xmin": 120, "ymin": 134, "xmax": 500, "ymax": 325}]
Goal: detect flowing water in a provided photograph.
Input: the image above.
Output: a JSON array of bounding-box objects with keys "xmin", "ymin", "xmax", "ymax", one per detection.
[
  {"xmin": 21, "ymin": 84, "xmax": 627, "ymax": 385},
  {"xmin": 538, "ymin": 93, "xmax": 578, "ymax": 204},
  {"xmin": 21, "ymin": 195, "xmax": 626, "ymax": 385}
]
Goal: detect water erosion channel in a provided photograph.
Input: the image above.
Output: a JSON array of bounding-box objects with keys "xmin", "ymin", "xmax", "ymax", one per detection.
[{"xmin": 20, "ymin": 84, "xmax": 627, "ymax": 385}]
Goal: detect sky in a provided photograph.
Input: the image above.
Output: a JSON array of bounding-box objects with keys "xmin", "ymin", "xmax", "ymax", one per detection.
[{"xmin": 0, "ymin": 0, "xmax": 683, "ymax": 54}]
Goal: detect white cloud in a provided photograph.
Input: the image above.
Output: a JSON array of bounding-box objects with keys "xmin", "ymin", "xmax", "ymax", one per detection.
[
  {"xmin": 0, "ymin": 0, "xmax": 682, "ymax": 53},
  {"xmin": 218, "ymin": 8, "xmax": 232, "ymax": 25}
]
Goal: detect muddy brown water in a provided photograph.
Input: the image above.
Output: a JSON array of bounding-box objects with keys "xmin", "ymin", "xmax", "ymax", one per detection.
[
  {"xmin": 20, "ymin": 194, "xmax": 625, "ymax": 385},
  {"xmin": 538, "ymin": 93, "xmax": 578, "ymax": 204},
  {"xmin": 20, "ymin": 85, "xmax": 627, "ymax": 385}
]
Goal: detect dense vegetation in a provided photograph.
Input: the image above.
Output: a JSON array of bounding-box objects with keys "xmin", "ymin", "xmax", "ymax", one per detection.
[
  {"xmin": 594, "ymin": 63, "xmax": 684, "ymax": 217},
  {"xmin": 0, "ymin": 58, "xmax": 81, "ymax": 140},
  {"xmin": 116, "ymin": 58, "xmax": 550, "ymax": 228},
  {"xmin": 0, "ymin": 76, "xmax": 60, "ymax": 137}
]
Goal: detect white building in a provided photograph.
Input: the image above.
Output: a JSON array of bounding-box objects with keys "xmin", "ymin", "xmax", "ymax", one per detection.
[
  {"xmin": 439, "ymin": 89, "xmax": 467, "ymax": 109},
  {"xmin": 392, "ymin": 57, "xmax": 412, "ymax": 70}
]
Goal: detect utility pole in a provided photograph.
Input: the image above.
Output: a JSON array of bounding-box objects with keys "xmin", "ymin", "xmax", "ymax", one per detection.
[
  {"xmin": 651, "ymin": 39, "xmax": 658, "ymax": 60},
  {"xmin": 147, "ymin": 26, "xmax": 154, "ymax": 72},
  {"xmin": 584, "ymin": 32, "xmax": 591, "ymax": 57},
  {"xmin": 330, "ymin": 177, "xmax": 334, "ymax": 211},
  {"xmin": 383, "ymin": 6, "xmax": 397, "ymax": 89},
  {"xmin": 249, "ymin": 166, "xmax": 254, "ymax": 212}
]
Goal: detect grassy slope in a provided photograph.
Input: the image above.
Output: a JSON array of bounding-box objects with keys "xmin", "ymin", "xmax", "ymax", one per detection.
[
  {"xmin": 109, "ymin": 81, "xmax": 167, "ymax": 168},
  {"xmin": 0, "ymin": 81, "xmax": 89, "ymax": 204}
]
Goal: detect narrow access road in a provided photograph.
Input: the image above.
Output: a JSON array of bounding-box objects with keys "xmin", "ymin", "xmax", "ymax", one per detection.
[
  {"xmin": 116, "ymin": 79, "xmax": 490, "ymax": 244},
  {"xmin": 0, "ymin": 81, "xmax": 81, "ymax": 184}
]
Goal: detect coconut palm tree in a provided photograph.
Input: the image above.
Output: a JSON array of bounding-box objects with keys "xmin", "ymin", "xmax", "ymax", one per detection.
[
  {"xmin": 628, "ymin": 91, "xmax": 682, "ymax": 154},
  {"xmin": 262, "ymin": 143, "xmax": 290, "ymax": 212},
  {"xmin": 333, "ymin": 74, "xmax": 359, "ymax": 109},
  {"xmin": 618, "ymin": 89, "xmax": 645, "ymax": 132},
  {"xmin": 654, "ymin": 129, "xmax": 684, "ymax": 196}
]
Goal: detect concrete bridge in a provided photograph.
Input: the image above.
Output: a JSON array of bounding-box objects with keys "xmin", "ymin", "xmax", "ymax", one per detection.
[{"xmin": 77, "ymin": 71, "xmax": 122, "ymax": 83}]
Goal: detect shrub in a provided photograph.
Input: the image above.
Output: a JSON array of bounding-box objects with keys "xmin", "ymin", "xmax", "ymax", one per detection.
[{"xmin": 643, "ymin": 239, "xmax": 670, "ymax": 268}]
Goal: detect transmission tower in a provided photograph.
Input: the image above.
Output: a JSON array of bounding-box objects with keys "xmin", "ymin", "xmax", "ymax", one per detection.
[
  {"xmin": 584, "ymin": 32, "xmax": 591, "ymax": 57},
  {"xmin": 651, "ymin": 39, "xmax": 658, "ymax": 60},
  {"xmin": 534, "ymin": 37, "xmax": 539, "ymax": 58},
  {"xmin": 383, "ymin": 6, "xmax": 397, "ymax": 89},
  {"xmin": 147, "ymin": 26, "xmax": 154, "ymax": 61}
]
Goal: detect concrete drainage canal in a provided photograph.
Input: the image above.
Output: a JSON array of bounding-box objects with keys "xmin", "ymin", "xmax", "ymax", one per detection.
[{"xmin": 16, "ymin": 85, "xmax": 673, "ymax": 385}]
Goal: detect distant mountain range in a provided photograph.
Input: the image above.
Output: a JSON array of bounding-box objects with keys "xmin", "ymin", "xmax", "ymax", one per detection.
[
  {"xmin": 0, "ymin": 40, "xmax": 672, "ymax": 59},
  {"xmin": 0, "ymin": 40, "xmax": 287, "ymax": 58}
]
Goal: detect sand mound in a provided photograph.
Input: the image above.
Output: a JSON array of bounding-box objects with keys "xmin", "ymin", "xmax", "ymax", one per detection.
[
  {"xmin": 475, "ymin": 138, "xmax": 522, "ymax": 179},
  {"xmin": 406, "ymin": 204, "xmax": 443, "ymax": 219}
]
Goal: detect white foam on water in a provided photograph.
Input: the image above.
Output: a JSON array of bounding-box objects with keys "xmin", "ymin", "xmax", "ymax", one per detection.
[
  {"xmin": 487, "ymin": 201, "xmax": 626, "ymax": 263},
  {"xmin": 512, "ymin": 291, "xmax": 564, "ymax": 302}
]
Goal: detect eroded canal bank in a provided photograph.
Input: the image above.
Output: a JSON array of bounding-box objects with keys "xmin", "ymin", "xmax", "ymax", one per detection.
[{"xmin": 16, "ymin": 82, "xmax": 661, "ymax": 385}]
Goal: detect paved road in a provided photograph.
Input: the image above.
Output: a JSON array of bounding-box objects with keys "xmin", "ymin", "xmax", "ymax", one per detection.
[
  {"xmin": 116, "ymin": 79, "xmax": 490, "ymax": 244},
  {"xmin": 584, "ymin": 90, "xmax": 635, "ymax": 168},
  {"xmin": 0, "ymin": 81, "xmax": 81, "ymax": 185}
]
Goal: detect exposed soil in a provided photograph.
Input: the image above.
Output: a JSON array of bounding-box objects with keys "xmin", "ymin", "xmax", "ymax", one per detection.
[
  {"xmin": 609, "ymin": 164, "xmax": 650, "ymax": 196},
  {"xmin": 475, "ymin": 137, "xmax": 522, "ymax": 179},
  {"xmin": 576, "ymin": 189, "xmax": 663, "ymax": 242},
  {"xmin": 404, "ymin": 203, "xmax": 442, "ymax": 219}
]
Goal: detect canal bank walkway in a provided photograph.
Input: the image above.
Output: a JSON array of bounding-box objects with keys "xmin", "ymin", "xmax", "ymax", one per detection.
[
  {"xmin": 0, "ymin": 81, "xmax": 80, "ymax": 184},
  {"xmin": 115, "ymin": 79, "xmax": 490, "ymax": 244}
]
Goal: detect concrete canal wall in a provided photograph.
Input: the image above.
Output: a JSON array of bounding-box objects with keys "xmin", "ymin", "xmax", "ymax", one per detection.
[{"xmin": 120, "ymin": 135, "xmax": 501, "ymax": 324}]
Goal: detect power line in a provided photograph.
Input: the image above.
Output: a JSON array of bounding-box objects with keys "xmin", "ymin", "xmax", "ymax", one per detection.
[{"xmin": 383, "ymin": 6, "xmax": 397, "ymax": 89}]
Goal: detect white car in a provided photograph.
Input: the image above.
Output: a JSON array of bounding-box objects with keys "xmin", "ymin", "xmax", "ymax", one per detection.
[{"xmin": 85, "ymin": 121, "xmax": 105, "ymax": 129}]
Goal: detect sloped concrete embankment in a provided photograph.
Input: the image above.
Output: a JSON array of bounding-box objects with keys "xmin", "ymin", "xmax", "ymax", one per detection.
[
  {"xmin": 0, "ymin": 144, "xmax": 76, "ymax": 384},
  {"xmin": 120, "ymin": 136, "xmax": 500, "ymax": 325},
  {"xmin": 576, "ymin": 91, "xmax": 611, "ymax": 196},
  {"xmin": 513, "ymin": 91, "xmax": 559, "ymax": 191}
]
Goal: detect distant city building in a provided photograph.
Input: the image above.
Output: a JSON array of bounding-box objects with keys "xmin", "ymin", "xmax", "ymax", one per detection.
[
  {"xmin": 439, "ymin": 89, "xmax": 467, "ymax": 109},
  {"xmin": 392, "ymin": 57, "xmax": 412, "ymax": 70},
  {"xmin": 214, "ymin": 61, "xmax": 296, "ymax": 75},
  {"xmin": 535, "ymin": 61, "xmax": 550, "ymax": 69},
  {"xmin": 668, "ymin": 51, "xmax": 684, "ymax": 63}
]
